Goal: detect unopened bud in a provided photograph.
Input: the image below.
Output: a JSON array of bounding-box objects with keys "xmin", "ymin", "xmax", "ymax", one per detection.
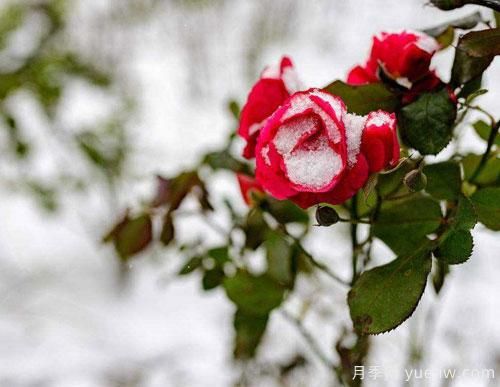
[
  {"xmin": 404, "ymin": 169, "xmax": 427, "ymax": 192},
  {"xmin": 315, "ymin": 206, "xmax": 340, "ymax": 227}
]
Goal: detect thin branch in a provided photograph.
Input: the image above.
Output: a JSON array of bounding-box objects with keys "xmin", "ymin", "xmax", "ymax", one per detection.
[
  {"xmin": 280, "ymin": 309, "xmax": 337, "ymax": 370},
  {"xmin": 291, "ymin": 238, "xmax": 349, "ymax": 287},
  {"xmin": 470, "ymin": 120, "xmax": 499, "ymax": 183}
]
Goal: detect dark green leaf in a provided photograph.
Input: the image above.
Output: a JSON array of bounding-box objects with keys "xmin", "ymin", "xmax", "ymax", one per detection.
[
  {"xmin": 431, "ymin": 0, "xmax": 500, "ymax": 12},
  {"xmin": 465, "ymin": 89, "xmax": 488, "ymax": 104},
  {"xmin": 323, "ymin": 81, "xmax": 398, "ymax": 115},
  {"xmin": 243, "ymin": 209, "xmax": 269, "ymax": 249},
  {"xmin": 202, "ymin": 267, "xmax": 225, "ymax": 290},
  {"xmin": 398, "ymin": 90, "xmax": 457, "ymax": 155},
  {"xmin": 452, "ymin": 195, "xmax": 477, "ymax": 230},
  {"xmin": 265, "ymin": 230, "xmax": 293, "ymax": 287},
  {"xmin": 224, "ymin": 270, "xmax": 285, "ymax": 316},
  {"xmin": 459, "ymin": 28, "xmax": 500, "ymax": 57},
  {"xmin": 233, "ymin": 309, "xmax": 268, "ymax": 359},
  {"xmin": 423, "ymin": 161, "xmax": 462, "ymax": 200},
  {"xmin": 435, "ymin": 229, "xmax": 473, "ymax": 264},
  {"xmin": 203, "ymin": 150, "xmax": 250, "ymax": 173},
  {"xmin": 462, "ymin": 154, "xmax": 500, "ymax": 186},
  {"xmin": 207, "ymin": 246, "xmax": 230, "ymax": 266},
  {"xmin": 432, "ymin": 259, "xmax": 449, "ymax": 294},
  {"xmin": 471, "ymin": 187, "xmax": 500, "ymax": 230},
  {"xmin": 228, "ymin": 99, "xmax": 240, "ymax": 120},
  {"xmin": 348, "ymin": 247, "xmax": 432, "ymax": 334},
  {"xmin": 160, "ymin": 212, "xmax": 175, "ymax": 245},
  {"xmin": 457, "ymin": 75, "xmax": 483, "ymax": 99},
  {"xmin": 425, "ymin": 11, "xmax": 483, "ymax": 36},
  {"xmin": 452, "ymin": 39, "xmax": 494, "ymax": 85},
  {"xmin": 373, "ymin": 196, "xmax": 443, "ymax": 255},
  {"xmin": 263, "ymin": 198, "xmax": 309, "ymax": 225},
  {"xmin": 178, "ymin": 256, "xmax": 203, "ymax": 275}
]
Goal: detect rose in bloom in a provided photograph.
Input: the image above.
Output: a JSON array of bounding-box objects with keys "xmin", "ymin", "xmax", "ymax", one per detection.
[
  {"xmin": 238, "ymin": 56, "xmax": 301, "ymax": 159},
  {"xmin": 347, "ymin": 30, "xmax": 442, "ymax": 102},
  {"xmin": 254, "ymin": 89, "xmax": 399, "ymax": 209}
]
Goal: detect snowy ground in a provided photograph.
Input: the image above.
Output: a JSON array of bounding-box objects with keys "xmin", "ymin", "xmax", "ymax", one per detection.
[{"xmin": 0, "ymin": 0, "xmax": 499, "ymax": 386}]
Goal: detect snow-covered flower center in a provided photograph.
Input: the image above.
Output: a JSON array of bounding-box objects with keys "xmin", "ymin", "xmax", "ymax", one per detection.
[{"xmin": 273, "ymin": 114, "xmax": 342, "ymax": 190}]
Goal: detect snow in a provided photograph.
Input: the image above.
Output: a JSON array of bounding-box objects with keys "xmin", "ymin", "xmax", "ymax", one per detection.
[
  {"xmin": 367, "ymin": 110, "xmax": 393, "ymax": 127},
  {"xmin": 283, "ymin": 136, "xmax": 342, "ymax": 190},
  {"xmin": 343, "ymin": 112, "xmax": 367, "ymax": 167},
  {"xmin": 274, "ymin": 115, "xmax": 320, "ymax": 155},
  {"xmin": 282, "ymin": 66, "xmax": 302, "ymax": 94}
]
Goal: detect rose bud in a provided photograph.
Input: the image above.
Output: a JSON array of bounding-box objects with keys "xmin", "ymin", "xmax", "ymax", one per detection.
[
  {"xmin": 254, "ymin": 88, "xmax": 399, "ymax": 209},
  {"xmin": 315, "ymin": 205, "xmax": 340, "ymax": 227},
  {"xmin": 403, "ymin": 169, "xmax": 427, "ymax": 192},
  {"xmin": 347, "ymin": 30, "xmax": 443, "ymax": 102},
  {"xmin": 238, "ymin": 56, "xmax": 302, "ymax": 159},
  {"xmin": 237, "ymin": 173, "xmax": 265, "ymax": 206}
]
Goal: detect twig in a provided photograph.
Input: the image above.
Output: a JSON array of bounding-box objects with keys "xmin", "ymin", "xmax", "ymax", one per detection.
[
  {"xmin": 470, "ymin": 120, "xmax": 499, "ymax": 183},
  {"xmin": 280, "ymin": 309, "xmax": 337, "ymax": 370},
  {"xmin": 291, "ymin": 238, "xmax": 349, "ymax": 287}
]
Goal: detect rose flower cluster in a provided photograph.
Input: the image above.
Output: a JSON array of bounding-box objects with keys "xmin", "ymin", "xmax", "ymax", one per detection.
[{"xmin": 237, "ymin": 30, "xmax": 445, "ymax": 209}]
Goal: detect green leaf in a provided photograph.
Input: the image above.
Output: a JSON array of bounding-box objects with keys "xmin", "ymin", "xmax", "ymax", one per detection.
[
  {"xmin": 265, "ymin": 230, "xmax": 294, "ymax": 287},
  {"xmin": 423, "ymin": 161, "xmax": 462, "ymax": 200},
  {"xmin": 373, "ymin": 196, "xmax": 443, "ymax": 255},
  {"xmin": 471, "ymin": 187, "xmax": 500, "ymax": 230},
  {"xmin": 462, "ymin": 154, "xmax": 500, "ymax": 186},
  {"xmin": 452, "ymin": 38, "xmax": 494, "ymax": 85},
  {"xmin": 496, "ymin": 11, "xmax": 500, "ymax": 27},
  {"xmin": 465, "ymin": 88, "xmax": 488, "ymax": 104},
  {"xmin": 203, "ymin": 150, "xmax": 250, "ymax": 173},
  {"xmin": 435, "ymin": 26, "xmax": 455, "ymax": 49},
  {"xmin": 432, "ymin": 259, "xmax": 449, "ymax": 294},
  {"xmin": 435, "ymin": 229, "xmax": 473, "ymax": 264},
  {"xmin": 233, "ymin": 309, "xmax": 268, "ymax": 359},
  {"xmin": 178, "ymin": 256, "xmax": 203, "ymax": 275},
  {"xmin": 323, "ymin": 81, "xmax": 398, "ymax": 115},
  {"xmin": 207, "ymin": 246, "xmax": 231, "ymax": 266},
  {"xmin": 224, "ymin": 270, "xmax": 285, "ymax": 316},
  {"xmin": 263, "ymin": 198, "xmax": 309, "ymax": 225},
  {"xmin": 243, "ymin": 209, "xmax": 269, "ymax": 249},
  {"xmin": 107, "ymin": 213, "xmax": 153, "ymax": 259},
  {"xmin": 459, "ymin": 28, "xmax": 500, "ymax": 57},
  {"xmin": 160, "ymin": 212, "xmax": 175, "ymax": 245},
  {"xmin": 431, "ymin": 0, "xmax": 500, "ymax": 12},
  {"xmin": 424, "ymin": 11, "xmax": 483, "ymax": 37},
  {"xmin": 473, "ymin": 120, "xmax": 500, "ymax": 146},
  {"xmin": 202, "ymin": 267, "xmax": 225, "ymax": 290},
  {"xmin": 348, "ymin": 247, "xmax": 432, "ymax": 334},
  {"xmin": 453, "ymin": 195, "xmax": 477, "ymax": 230},
  {"xmin": 457, "ymin": 75, "xmax": 483, "ymax": 99},
  {"xmin": 398, "ymin": 90, "xmax": 457, "ymax": 155}
]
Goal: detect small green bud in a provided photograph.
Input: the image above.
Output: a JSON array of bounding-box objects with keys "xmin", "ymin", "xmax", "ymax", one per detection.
[
  {"xmin": 430, "ymin": 0, "xmax": 465, "ymax": 10},
  {"xmin": 315, "ymin": 206, "xmax": 340, "ymax": 226},
  {"xmin": 404, "ymin": 169, "xmax": 428, "ymax": 192}
]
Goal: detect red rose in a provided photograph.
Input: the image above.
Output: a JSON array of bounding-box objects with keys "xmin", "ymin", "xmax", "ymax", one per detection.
[
  {"xmin": 254, "ymin": 89, "xmax": 398, "ymax": 209},
  {"xmin": 347, "ymin": 30, "xmax": 442, "ymax": 99},
  {"xmin": 237, "ymin": 173, "xmax": 264, "ymax": 205},
  {"xmin": 238, "ymin": 56, "xmax": 301, "ymax": 159}
]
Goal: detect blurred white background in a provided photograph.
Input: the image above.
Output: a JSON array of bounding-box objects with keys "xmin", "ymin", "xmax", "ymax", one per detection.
[{"xmin": 0, "ymin": 0, "xmax": 499, "ymax": 386}]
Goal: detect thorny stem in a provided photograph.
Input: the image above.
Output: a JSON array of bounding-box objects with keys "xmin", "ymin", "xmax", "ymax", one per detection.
[
  {"xmin": 470, "ymin": 120, "xmax": 499, "ymax": 183},
  {"xmin": 280, "ymin": 309, "xmax": 337, "ymax": 370}
]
